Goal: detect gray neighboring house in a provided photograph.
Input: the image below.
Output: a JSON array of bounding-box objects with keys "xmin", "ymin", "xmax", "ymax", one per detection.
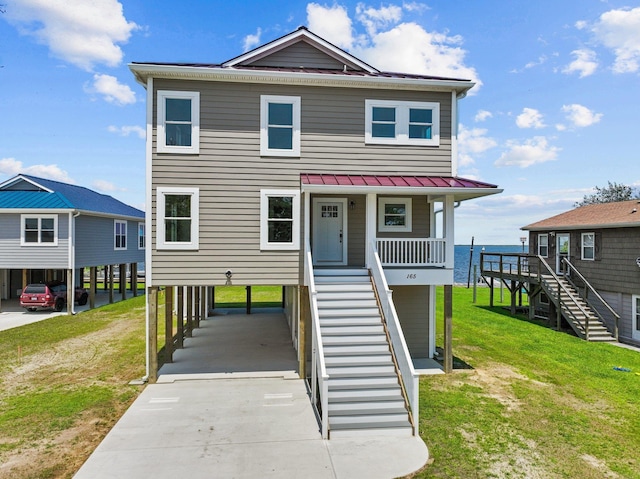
[
  {"xmin": 130, "ymin": 27, "xmax": 502, "ymax": 438},
  {"xmin": 0, "ymin": 174, "xmax": 145, "ymax": 312},
  {"xmin": 523, "ymin": 199, "xmax": 640, "ymax": 346}
]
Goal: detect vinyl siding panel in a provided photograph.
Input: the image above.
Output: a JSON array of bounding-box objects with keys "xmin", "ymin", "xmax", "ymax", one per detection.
[
  {"xmin": 151, "ymin": 79, "xmax": 454, "ymax": 285},
  {"xmin": 243, "ymin": 42, "xmax": 346, "ymax": 69},
  {"xmin": 75, "ymin": 215, "xmax": 145, "ymax": 267},
  {"xmin": 0, "ymin": 213, "xmax": 69, "ymax": 268},
  {"xmin": 390, "ymin": 285, "xmax": 430, "ymax": 358}
]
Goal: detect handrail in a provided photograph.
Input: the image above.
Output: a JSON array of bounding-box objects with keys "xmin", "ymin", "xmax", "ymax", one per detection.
[
  {"xmin": 561, "ymin": 258, "xmax": 620, "ymax": 340},
  {"xmin": 375, "ymin": 237, "xmax": 446, "ymax": 267},
  {"xmin": 534, "ymin": 256, "xmax": 594, "ymax": 336},
  {"xmin": 368, "ymin": 240, "xmax": 419, "ymax": 435},
  {"xmin": 304, "ymin": 242, "xmax": 329, "ymax": 439}
]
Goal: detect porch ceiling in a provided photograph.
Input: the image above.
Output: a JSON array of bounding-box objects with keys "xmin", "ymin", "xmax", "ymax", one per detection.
[{"xmin": 300, "ymin": 174, "xmax": 502, "ymax": 201}]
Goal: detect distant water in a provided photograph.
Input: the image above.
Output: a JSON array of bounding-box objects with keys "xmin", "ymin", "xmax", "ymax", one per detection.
[{"xmin": 454, "ymin": 244, "xmax": 523, "ymax": 284}]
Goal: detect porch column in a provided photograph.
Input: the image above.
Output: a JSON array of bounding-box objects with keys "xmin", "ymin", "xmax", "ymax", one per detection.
[
  {"xmin": 200, "ymin": 286, "xmax": 207, "ymax": 320},
  {"xmin": 176, "ymin": 287, "xmax": 184, "ymax": 349},
  {"xmin": 443, "ymin": 195, "xmax": 455, "ymax": 270},
  {"xmin": 444, "ymin": 284, "xmax": 453, "ymax": 373},
  {"xmin": 164, "ymin": 286, "xmax": 174, "ymax": 363},
  {"xmin": 89, "ymin": 267, "xmax": 97, "ymax": 309},
  {"xmin": 147, "ymin": 286, "xmax": 159, "ymax": 384},
  {"xmin": 365, "ymin": 193, "xmax": 377, "ymax": 268},
  {"xmin": 131, "ymin": 263, "xmax": 138, "ymax": 297},
  {"xmin": 120, "ymin": 263, "xmax": 127, "ymax": 301},
  {"xmin": 194, "ymin": 287, "xmax": 200, "ymax": 328},
  {"xmin": 108, "ymin": 265, "xmax": 114, "ymax": 304},
  {"xmin": 66, "ymin": 269, "xmax": 73, "ymax": 315},
  {"xmin": 186, "ymin": 286, "xmax": 193, "ymax": 337}
]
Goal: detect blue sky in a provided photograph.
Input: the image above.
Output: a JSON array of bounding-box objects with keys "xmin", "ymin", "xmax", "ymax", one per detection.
[{"xmin": 2, "ymin": 0, "xmax": 639, "ymax": 244}]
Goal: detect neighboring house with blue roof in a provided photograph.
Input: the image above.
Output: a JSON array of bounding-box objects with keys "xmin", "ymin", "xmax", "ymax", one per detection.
[{"xmin": 0, "ymin": 174, "xmax": 145, "ymax": 311}]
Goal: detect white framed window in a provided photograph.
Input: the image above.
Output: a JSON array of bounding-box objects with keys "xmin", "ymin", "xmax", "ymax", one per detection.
[
  {"xmin": 114, "ymin": 220, "xmax": 127, "ymax": 250},
  {"xmin": 20, "ymin": 215, "xmax": 58, "ymax": 246},
  {"xmin": 260, "ymin": 95, "xmax": 301, "ymax": 157},
  {"xmin": 581, "ymin": 232, "xmax": 595, "ymax": 260},
  {"xmin": 138, "ymin": 222, "xmax": 146, "ymax": 250},
  {"xmin": 260, "ymin": 189, "xmax": 300, "ymax": 250},
  {"xmin": 157, "ymin": 90, "xmax": 200, "ymax": 154},
  {"xmin": 633, "ymin": 295, "xmax": 640, "ymax": 341},
  {"xmin": 157, "ymin": 187, "xmax": 199, "ymax": 250},
  {"xmin": 538, "ymin": 234, "xmax": 549, "ymax": 257},
  {"xmin": 365, "ymin": 99, "xmax": 440, "ymax": 146},
  {"xmin": 378, "ymin": 198, "xmax": 412, "ymax": 232}
]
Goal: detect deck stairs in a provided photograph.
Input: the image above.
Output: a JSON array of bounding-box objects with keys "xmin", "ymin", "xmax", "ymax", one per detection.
[
  {"xmin": 539, "ymin": 273, "xmax": 616, "ymax": 342},
  {"xmin": 314, "ymin": 268, "xmax": 413, "ymax": 438}
]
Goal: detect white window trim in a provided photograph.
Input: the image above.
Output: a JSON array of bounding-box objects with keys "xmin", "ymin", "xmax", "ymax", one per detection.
[
  {"xmin": 138, "ymin": 222, "xmax": 146, "ymax": 250},
  {"xmin": 260, "ymin": 95, "xmax": 301, "ymax": 157},
  {"xmin": 632, "ymin": 295, "xmax": 640, "ymax": 340},
  {"xmin": 581, "ymin": 232, "xmax": 595, "ymax": 260},
  {"xmin": 20, "ymin": 214, "xmax": 58, "ymax": 246},
  {"xmin": 365, "ymin": 99, "xmax": 440, "ymax": 146},
  {"xmin": 157, "ymin": 187, "xmax": 199, "ymax": 250},
  {"xmin": 157, "ymin": 90, "xmax": 200, "ymax": 154},
  {"xmin": 378, "ymin": 197, "xmax": 412, "ymax": 233},
  {"xmin": 260, "ymin": 189, "xmax": 301, "ymax": 250},
  {"xmin": 538, "ymin": 234, "xmax": 549, "ymax": 258},
  {"xmin": 114, "ymin": 220, "xmax": 127, "ymax": 251}
]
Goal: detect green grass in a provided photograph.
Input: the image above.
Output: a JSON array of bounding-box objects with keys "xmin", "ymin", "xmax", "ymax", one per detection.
[
  {"xmin": 213, "ymin": 285, "xmax": 283, "ymax": 308},
  {"xmin": 417, "ymin": 286, "xmax": 640, "ymax": 478}
]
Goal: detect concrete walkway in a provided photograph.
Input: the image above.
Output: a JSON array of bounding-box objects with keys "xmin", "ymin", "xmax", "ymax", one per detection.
[{"xmin": 74, "ymin": 310, "xmax": 429, "ymax": 478}]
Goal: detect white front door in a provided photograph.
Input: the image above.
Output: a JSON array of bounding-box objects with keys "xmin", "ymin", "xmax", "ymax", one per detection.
[
  {"xmin": 633, "ymin": 296, "xmax": 640, "ymax": 342},
  {"xmin": 313, "ymin": 198, "xmax": 347, "ymax": 265},
  {"xmin": 556, "ymin": 233, "xmax": 570, "ymax": 274}
]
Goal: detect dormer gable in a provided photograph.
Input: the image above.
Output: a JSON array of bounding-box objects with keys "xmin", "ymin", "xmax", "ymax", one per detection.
[
  {"xmin": 0, "ymin": 175, "xmax": 53, "ymax": 192},
  {"xmin": 223, "ymin": 26, "xmax": 378, "ymax": 73}
]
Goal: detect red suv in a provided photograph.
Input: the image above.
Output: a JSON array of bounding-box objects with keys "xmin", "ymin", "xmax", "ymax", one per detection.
[{"xmin": 20, "ymin": 282, "xmax": 89, "ymax": 312}]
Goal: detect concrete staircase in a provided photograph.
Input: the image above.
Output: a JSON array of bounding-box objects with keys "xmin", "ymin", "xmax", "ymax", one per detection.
[
  {"xmin": 540, "ymin": 274, "xmax": 616, "ymax": 342},
  {"xmin": 314, "ymin": 268, "xmax": 413, "ymax": 438}
]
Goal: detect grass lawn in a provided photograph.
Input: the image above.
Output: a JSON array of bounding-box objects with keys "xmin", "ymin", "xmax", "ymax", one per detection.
[{"xmin": 0, "ymin": 286, "xmax": 638, "ymax": 478}]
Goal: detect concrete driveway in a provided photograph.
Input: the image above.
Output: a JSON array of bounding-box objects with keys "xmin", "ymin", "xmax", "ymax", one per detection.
[{"xmin": 73, "ymin": 310, "xmax": 429, "ymax": 478}]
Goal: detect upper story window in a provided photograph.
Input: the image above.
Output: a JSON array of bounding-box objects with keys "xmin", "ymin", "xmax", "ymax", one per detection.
[
  {"xmin": 260, "ymin": 189, "xmax": 300, "ymax": 250},
  {"xmin": 538, "ymin": 234, "xmax": 549, "ymax": 257},
  {"xmin": 581, "ymin": 232, "xmax": 595, "ymax": 260},
  {"xmin": 260, "ymin": 95, "xmax": 301, "ymax": 157},
  {"xmin": 157, "ymin": 90, "xmax": 200, "ymax": 154},
  {"xmin": 21, "ymin": 215, "xmax": 57, "ymax": 246},
  {"xmin": 378, "ymin": 198, "xmax": 412, "ymax": 232},
  {"xmin": 138, "ymin": 222, "xmax": 146, "ymax": 249},
  {"xmin": 365, "ymin": 99, "xmax": 440, "ymax": 146},
  {"xmin": 157, "ymin": 187, "xmax": 199, "ymax": 250},
  {"xmin": 114, "ymin": 220, "xmax": 127, "ymax": 250}
]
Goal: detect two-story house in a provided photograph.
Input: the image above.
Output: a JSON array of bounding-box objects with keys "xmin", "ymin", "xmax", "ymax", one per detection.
[
  {"xmin": 0, "ymin": 174, "xmax": 145, "ymax": 313},
  {"xmin": 130, "ymin": 27, "xmax": 501, "ymax": 438}
]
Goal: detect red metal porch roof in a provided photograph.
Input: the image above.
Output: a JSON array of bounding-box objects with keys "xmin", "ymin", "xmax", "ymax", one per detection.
[{"xmin": 300, "ymin": 174, "xmax": 498, "ymax": 189}]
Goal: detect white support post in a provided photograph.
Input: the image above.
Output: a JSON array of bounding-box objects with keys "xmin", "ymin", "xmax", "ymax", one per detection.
[
  {"xmin": 365, "ymin": 193, "xmax": 377, "ymax": 268},
  {"xmin": 444, "ymin": 195, "xmax": 455, "ymax": 270}
]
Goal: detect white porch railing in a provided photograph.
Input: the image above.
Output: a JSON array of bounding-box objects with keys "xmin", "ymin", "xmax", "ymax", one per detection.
[
  {"xmin": 376, "ymin": 238, "xmax": 446, "ymax": 267},
  {"xmin": 368, "ymin": 241, "xmax": 420, "ymax": 435},
  {"xmin": 304, "ymin": 241, "xmax": 329, "ymax": 439}
]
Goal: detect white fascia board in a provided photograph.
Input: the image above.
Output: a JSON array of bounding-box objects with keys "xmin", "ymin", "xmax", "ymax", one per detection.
[
  {"xmin": 300, "ymin": 183, "xmax": 502, "ymax": 200},
  {"xmin": 0, "ymin": 175, "xmax": 54, "ymax": 192},
  {"xmin": 523, "ymin": 223, "xmax": 640, "ymax": 231},
  {"xmin": 128, "ymin": 63, "xmax": 475, "ymax": 94},
  {"xmin": 74, "ymin": 210, "xmax": 145, "ymax": 221},
  {"xmin": 0, "ymin": 208, "xmax": 72, "ymax": 214}
]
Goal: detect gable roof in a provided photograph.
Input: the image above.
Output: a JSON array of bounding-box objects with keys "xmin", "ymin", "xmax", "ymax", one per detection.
[
  {"xmin": 0, "ymin": 175, "xmax": 144, "ymax": 219},
  {"xmin": 129, "ymin": 27, "xmax": 475, "ymax": 96},
  {"xmin": 522, "ymin": 200, "xmax": 640, "ymax": 231}
]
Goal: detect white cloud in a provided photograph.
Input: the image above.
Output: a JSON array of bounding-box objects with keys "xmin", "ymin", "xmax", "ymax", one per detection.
[
  {"xmin": 458, "ymin": 125, "xmax": 497, "ymax": 166},
  {"xmin": 562, "ymin": 49, "xmax": 598, "ymax": 77},
  {"xmin": 107, "ymin": 125, "xmax": 145, "ymax": 139},
  {"xmin": 561, "ymin": 104, "xmax": 603, "ymax": 127},
  {"xmin": 474, "ymin": 110, "xmax": 492, "ymax": 122},
  {"xmin": 306, "ymin": 3, "xmax": 481, "ymax": 90},
  {"xmin": 0, "ymin": 157, "xmax": 74, "ymax": 183},
  {"xmin": 494, "ymin": 136, "xmax": 561, "ymax": 168},
  {"xmin": 516, "ymin": 108, "xmax": 546, "ymax": 129},
  {"xmin": 243, "ymin": 28, "xmax": 262, "ymax": 52},
  {"xmin": 591, "ymin": 7, "xmax": 640, "ymax": 73},
  {"xmin": 92, "ymin": 179, "xmax": 125, "ymax": 192},
  {"xmin": 89, "ymin": 74, "xmax": 136, "ymax": 105},
  {"xmin": 307, "ymin": 3, "xmax": 355, "ymax": 50},
  {"xmin": 6, "ymin": 0, "xmax": 138, "ymax": 71}
]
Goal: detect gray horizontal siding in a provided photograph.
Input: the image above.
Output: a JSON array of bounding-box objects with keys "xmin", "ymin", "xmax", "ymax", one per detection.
[
  {"xmin": 75, "ymin": 215, "xmax": 144, "ymax": 267},
  {"xmin": 151, "ymin": 79, "xmax": 455, "ymax": 285},
  {"xmin": 390, "ymin": 285, "xmax": 430, "ymax": 358},
  {"xmin": 244, "ymin": 42, "xmax": 346, "ymax": 70},
  {"xmin": 0, "ymin": 213, "xmax": 69, "ymax": 268}
]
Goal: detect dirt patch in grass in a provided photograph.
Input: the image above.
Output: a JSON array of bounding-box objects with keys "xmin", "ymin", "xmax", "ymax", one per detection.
[{"xmin": 0, "ymin": 309, "xmax": 145, "ymax": 479}]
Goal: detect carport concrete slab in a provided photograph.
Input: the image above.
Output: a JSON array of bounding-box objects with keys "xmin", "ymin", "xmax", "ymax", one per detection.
[{"xmin": 74, "ymin": 377, "xmax": 428, "ymax": 479}]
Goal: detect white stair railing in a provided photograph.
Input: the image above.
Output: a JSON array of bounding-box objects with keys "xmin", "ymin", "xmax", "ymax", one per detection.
[
  {"xmin": 368, "ymin": 241, "xmax": 419, "ymax": 435},
  {"xmin": 304, "ymin": 241, "xmax": 329, "ymax": 439}
]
